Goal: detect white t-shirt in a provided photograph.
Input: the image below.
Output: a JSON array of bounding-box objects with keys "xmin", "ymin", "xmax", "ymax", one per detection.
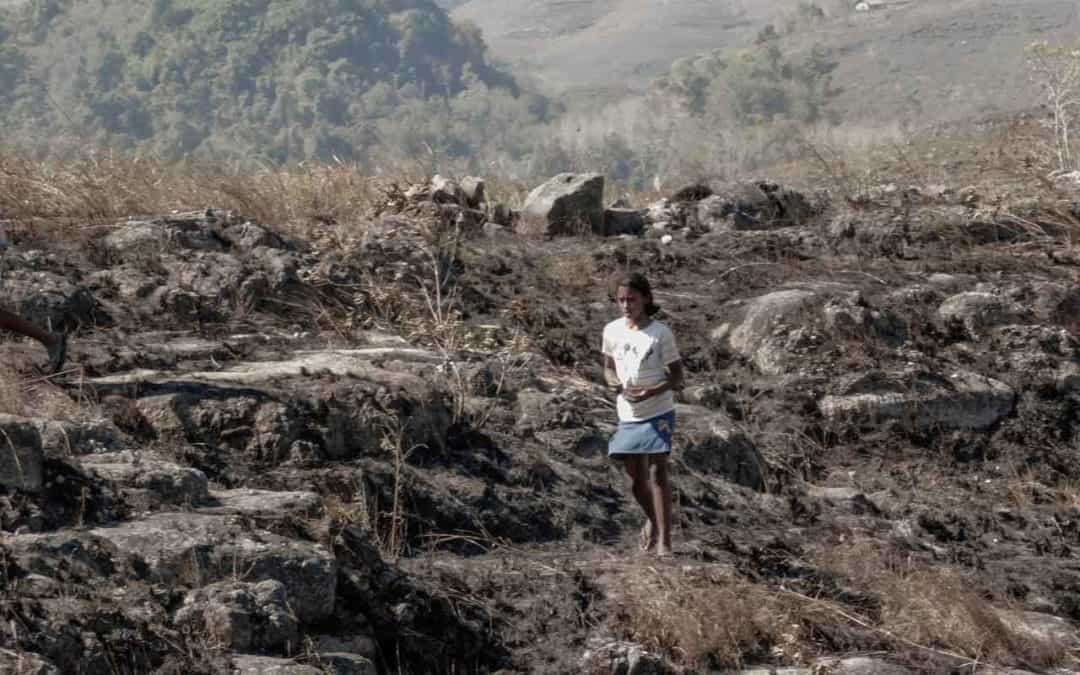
[{"xmin": 602, "ymin": 317, "xmax": 681, "ymax": 421}]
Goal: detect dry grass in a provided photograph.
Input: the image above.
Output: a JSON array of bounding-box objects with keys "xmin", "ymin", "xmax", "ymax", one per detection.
[
  {"xmin": 0, "ymin": 149, "xmax": 384, "ymax": 238},
  {"xmin": 813, "ymin": 542, "xmax": 1070, "ymax": 669},
  {"xmin": 612, "ymin": 569, "xmax": 792, "ymax": 669}
]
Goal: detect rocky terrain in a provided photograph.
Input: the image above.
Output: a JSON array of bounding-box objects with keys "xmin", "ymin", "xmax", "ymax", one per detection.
[{"xmin": 3, "ymin": 138, "xmax": 1080, "ymax": 674}]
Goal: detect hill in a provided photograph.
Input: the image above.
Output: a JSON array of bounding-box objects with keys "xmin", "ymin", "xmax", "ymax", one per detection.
[
  {"xmin": 447, "ymin": 0, "xmax": 1080, "ymax": 124},
  {"xmin": 0, "ymin": 0, "xmax": 518, "ymax": 161}
]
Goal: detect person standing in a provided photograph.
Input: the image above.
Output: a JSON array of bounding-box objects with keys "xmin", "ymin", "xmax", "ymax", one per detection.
[
  {"xmin": 0, "ymin": 221, "xmax": 67, "ymax": 374},
  {"xmin": 602, "ymin": 272, "xmax": 684, "ymax": 556}
]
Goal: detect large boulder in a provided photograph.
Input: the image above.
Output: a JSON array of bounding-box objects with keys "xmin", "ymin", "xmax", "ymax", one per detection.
[
  {"xmin": 819, "ymin": 369, "xmax": 1016, "ymax": 432},
  {"xmin": 520, "ymin": 173, "xmax": 604, "ymax": 236},
  {"xmin": 0, "ymin": 414, "xmax": 44, "ymax": 492},
  {"xmin": 710, "ymin": 289, "xmax": 821, "ymax": 375}
]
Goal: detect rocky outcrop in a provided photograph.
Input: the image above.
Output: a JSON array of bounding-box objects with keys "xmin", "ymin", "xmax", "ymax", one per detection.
[
  {"xmin": 87, "ymin": 513, "xmax": 337, "ymax": 623},
  {"xmin": 819, "ymin": 369, "xmax": 1016, "ymax": 432}
]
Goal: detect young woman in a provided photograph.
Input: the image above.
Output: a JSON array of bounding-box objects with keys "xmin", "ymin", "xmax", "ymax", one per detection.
[
  {"xmin": 0, "ymin": 221, "xmax": 67, "ymax": 374},
  {"xmin": 602, "ymin": 272, "xmax": 683, "ymax": 556}
]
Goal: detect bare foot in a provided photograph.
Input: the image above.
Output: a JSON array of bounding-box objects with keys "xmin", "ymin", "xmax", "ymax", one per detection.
[
  {"xmin": 655, "ymin": 540, "xmax": 672, "ymax": 557},
  {"xmin": 639, "ymin": 522, "xmax": 657, "ymax": 552}
]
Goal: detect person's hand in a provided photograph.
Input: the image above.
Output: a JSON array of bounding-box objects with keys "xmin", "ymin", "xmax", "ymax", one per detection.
[{"xmin": 623, "ymin": 384, "xmax": 662, "ymax": 403}]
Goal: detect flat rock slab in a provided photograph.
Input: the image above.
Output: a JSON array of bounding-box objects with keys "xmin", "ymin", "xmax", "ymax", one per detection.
[
  {"xmin": 0, "ymin": 649, "xmax": 60, "ymax": 675},
  {"xmin": 89, "ymin": 513, "xmax": 335, "ymax": 623},
  {"xmin": 200, "ymin": 488, "xmax": 323, "ymax": 519},
  {"xmin": 819, "ymin": 369, "xmax": 1015, "ymax": 431},
  {"xmin": 88, "ymin": 349, "xmax": 438, "ymax": 390},
  {"xmin": 994, "ymin": 608, "xmax": 1079, "ymax": 647},
  {"xmin": 808, "ymin": 658, "xmax": 913, "ymax": 675},
  {"xmin": 81, "ymin": 452, "xmax": 209, "ymax": 508},
  {"xmin": 0, "ymin": 414, "xmax": 44, "ymax": 492},
  {"xmin": 231, "ymin": 654, "xmax": 373, "ymax": 675}
]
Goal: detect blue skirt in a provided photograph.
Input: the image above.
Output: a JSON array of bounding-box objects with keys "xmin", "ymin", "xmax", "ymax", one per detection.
[{"xmin": 608, "ymin": 410, "xmax": 676, "ymax": 456}]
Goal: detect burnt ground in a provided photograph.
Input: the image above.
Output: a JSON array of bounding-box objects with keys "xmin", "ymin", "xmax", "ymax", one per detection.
[{"xmin": 3, "ymin": 147, "xmax": 1080, "ymax": 674}]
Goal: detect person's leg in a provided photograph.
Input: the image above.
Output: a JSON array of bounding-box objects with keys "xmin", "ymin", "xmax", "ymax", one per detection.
[
  {"xmin": 0, "ymin": 306, "xmax": 66, "ymax": 373},
  {"xmin": 621, "ymin": 455, "xmax": 658, "ymax": 550},
  {"xmin": 649, "ymin": 454, "xmax": 673, "ymax": 556},
  {"xmin": 0, "ymin": 307, "xmax": 53, "ymax": 346}
]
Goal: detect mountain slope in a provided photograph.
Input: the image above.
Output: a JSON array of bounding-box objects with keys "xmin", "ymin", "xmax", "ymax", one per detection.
[
  {"xmin": 448, "ymin": 0, "xmax": 1080, "ymax": 123},
  {"xmin": 0, "ymin": 0, "xmax": 516, "ymax": 161}
]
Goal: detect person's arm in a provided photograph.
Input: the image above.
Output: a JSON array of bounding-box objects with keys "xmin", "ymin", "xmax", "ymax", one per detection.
[{"xmin": 604, "ymin": 355, "xmax": 622, "ymax": 394}]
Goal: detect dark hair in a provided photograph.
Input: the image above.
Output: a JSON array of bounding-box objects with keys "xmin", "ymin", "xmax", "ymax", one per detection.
[{"xmin": 610, "ymin": 272, "xmax": 660, "ymax": 316}]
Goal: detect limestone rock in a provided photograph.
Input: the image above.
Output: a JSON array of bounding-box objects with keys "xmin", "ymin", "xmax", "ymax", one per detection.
[
  {"xmin": 603, "ymin": 208, "xmax": 647, "ymax": 236},
  {"xmin": 102, "ymin": 213, "xmax": 226, "ymax": 258},
  {"xmin": 520, "ymin": 173, "xmax": 604, "ymax": 236},
  {"xmin": 317, "ymin": 654, "xmax": 378, "ymax": 675},
  {"xmin": 580, "ymin": 639, "xmax": 677, "ymax": 675},
  {"xmin": 430, "ymin": 174, "xmax": 465, "ymax": 205},
  {"xmin": 221, "ymin": 222, "xmax": 289, "ymax": 251},
  {"xmin": 201, "ymin": 488, "xmax": 323, "ymax": 519},
  {"xmin": 0, "ymin": 650, "xmax": 60, "ymax": 675},
  {"xmin": 711, "ymin": 289, "xmax": 821, "ymax": 375},
  {"xmin": 231, "ymin": 655, "xmax": 324, "ymax": 675},
  {"xmin": 81, "ymin": 452, "xmax": 209, "ymax": 509},
  {"xmin": 175, "ymin": 580, "xmax": 299, "ymax": 653},
  {"xmin": 460, "ymin": 176, "xmax": 486, "ymax": 208},
  {"xmin": 89, "ymin": 513, "xmax": 336, "ymax": 623},
  {"xmin": 0, "ymin": 268, "xmax": 101, "ymax": 332},
  {"xmin": 679, "ymin": 408, "xmax": 766, "ymax": 491},
  {"xmin": 696, "ymin": 181, "xmax": 815, "ymax": 231},
  {"xmin": 0, "ymin": 414, "xmax": 44, "ymax": 492},
  {"xmin": 820, "ymin": 369, "xmax": 1016, "ymax": 432},
  {"xmin": 993, "ymin": 608, "xmax": 1079, "ymax": 647},
  {"xmin": 810, "ymin": 657, "xmax": 914, "ymax": 675},
  {"xmin": 938, "ymin": 292, "xmax": 1028, "ymax": 339},
  {"xmin": 1057, "ymin": 362, "xmax": 1080, "ymax": 393},
  {"xmin": 34, "ymin": 418, "xmax": 120, "ymax": 457}
]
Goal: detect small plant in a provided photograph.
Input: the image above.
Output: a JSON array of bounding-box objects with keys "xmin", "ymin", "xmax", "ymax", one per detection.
[{"xmin": 1026, "ymin": 41, "xmax": 1080, "ymax": 171}]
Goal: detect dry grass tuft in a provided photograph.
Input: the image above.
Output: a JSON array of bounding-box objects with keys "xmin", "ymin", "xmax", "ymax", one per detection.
[
  {"xmin": 612, "ymin": 569, "xmax": 790, "ymax": 669},
  {"xmin": 814, "ymin": 542, "xmax": 1069, "ymax": 668}
]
